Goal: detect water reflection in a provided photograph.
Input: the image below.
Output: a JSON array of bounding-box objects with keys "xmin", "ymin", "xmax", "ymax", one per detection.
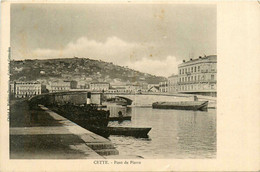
[{"xmin": 107, "ymin": 105, "xmax": 216, "ymax": 159}]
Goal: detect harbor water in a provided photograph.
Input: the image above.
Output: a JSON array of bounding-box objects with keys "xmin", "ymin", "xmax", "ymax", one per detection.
[{"xmin": 106, "ymin": 105, "xmax": 216, "ymax": 159}]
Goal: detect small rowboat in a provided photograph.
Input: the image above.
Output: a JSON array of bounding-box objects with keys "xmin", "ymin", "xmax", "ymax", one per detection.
[
  {"xmin": 107, "ymin": 127, "xmax": 151, "ymax": 137},
  {"xmin": 89, "ymin": 126, "xmax": 151, "ymax": 138},
  {"xmin": 152, "ymin": 101, "xmax": 208, "ymax": 111}
]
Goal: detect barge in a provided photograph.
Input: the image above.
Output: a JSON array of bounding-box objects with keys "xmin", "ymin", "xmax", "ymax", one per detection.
[
  {"xmin": 48, "ymin": 103, "xmax": 111, "ymax": 137},
  {"xmin": 152, "ymin": 101, "xmax": 208, "ymax": 111}
]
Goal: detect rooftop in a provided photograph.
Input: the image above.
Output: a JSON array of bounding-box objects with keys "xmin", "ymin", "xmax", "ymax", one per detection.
[
  {"xmin": 178, "ymin": 55, "xmax": 217, "ymax": 67},
  {"xmin": 148, "ymin": 86, "xmax": 159, "ymax": 90},
  {"xmin": 168, "ymin": 74, "xmax": 178, "ymax": 78},
  {"xmin": 90, "ymin": 82, "xmax": 109, "ymax": 84},
  {"xmin": 15, "ymin": 81, "xmax": 40, "ymax": 84}
]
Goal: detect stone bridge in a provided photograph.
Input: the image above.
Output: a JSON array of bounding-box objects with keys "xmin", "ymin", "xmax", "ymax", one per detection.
[
  {"xmin": 104, "ymin": 93, "xmax": 216, "ymax": 107},
  {"xmin": 28, "ymin": 91, "xmax": 216, "ymax": 108}
]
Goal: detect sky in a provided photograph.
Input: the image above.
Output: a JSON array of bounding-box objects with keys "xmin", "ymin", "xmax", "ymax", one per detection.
[{"xmin": 11, "ymin": 3, "xmax": 216, "ymax": 77}]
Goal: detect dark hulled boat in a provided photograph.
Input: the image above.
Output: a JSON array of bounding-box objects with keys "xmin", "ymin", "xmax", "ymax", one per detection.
[
  {"xmin": 48, "ymin": 103, "xmax": 111, "ymax": 137},
  {"xmin": 27, "ymin": 92, "xmax": 112, "ymax": 137},
  {"xmin": 109, "ymin": 116, "xmax": 131, "ymax": 121},
  {"xmin": 152, "ymin": 101, "xmax": 208, "ymax": 111},
  {"xmin": 107, "ymin": 127, "xmax": 151, "ymax": 137},
  {"xmin": 89, "ymin": 126, "xmax": 151, "ymax": 138}
]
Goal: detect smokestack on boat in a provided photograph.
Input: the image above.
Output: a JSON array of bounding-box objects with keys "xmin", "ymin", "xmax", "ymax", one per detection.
[{"xmin": 87, "ymin": 92, "xmax": 91, "ymax": 104}]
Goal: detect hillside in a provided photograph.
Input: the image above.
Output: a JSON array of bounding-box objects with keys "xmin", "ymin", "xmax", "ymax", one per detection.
[{"xmin": 10, "ymin": 57, "xmax": 166, "ymax": 84}]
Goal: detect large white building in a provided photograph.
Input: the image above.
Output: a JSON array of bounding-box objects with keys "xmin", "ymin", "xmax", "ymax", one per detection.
[
  {"xmin": 108, "ymin": 83, "xmax": 148, "ymax": 94},
  {"xmin": 178, "ymin": 55, "xmax": 217, "ymax": 97},
  {"xmin": 90, "ymin": 82, "xmax": 110, "ymax": 91},
  {"xmin": 13, "ymin": 81, "xmax": 42, "ymax": 98},
  {"xmin": 168, "ymin": 74, "xmax": 178, "ymax": 93},
  {"xmin": 159, "ymin": 81, "xmax": 168, "ymax": 93},
  {"xmin": 48, "ymin": 80, "xmax": 71, "ymax": 93}
]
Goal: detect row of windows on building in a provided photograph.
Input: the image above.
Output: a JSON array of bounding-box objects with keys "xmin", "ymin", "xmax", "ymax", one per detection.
[
  {"xmin": 50, "ymin": 86, "xmax": 70, "ymax": 90},
  {"xmin": 179, "ymin": 65, "xmax": 216, "ymax": 75},
  {"xmin": 179, "ymin": 65, "xmax": 200, "ymax": 74},
  {"xmin": 178, "ymin": 74, "xmax": 215, "ymax": 83},
  {"xmin": 107, "ymin": 89, "xmax": 138, "ymax": 93},
  {"xmin": 16, "ymin": 91, "xmax": 41, "ymax": 95},
  {"xmin": 179, "ymin": 84, "xmax": 216, "ymax": 91},
  {"xmin": 168, "ymin": 86, "xmax": 178, "ymax": 92}
]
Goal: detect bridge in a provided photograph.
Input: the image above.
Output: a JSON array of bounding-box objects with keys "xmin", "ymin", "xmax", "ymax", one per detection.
[
  {"xmin": 104, "ymin": 93, "xmax": 216, "ymax": 107},
  {"xmin": 28, "ymin": 91, "xmax": 216, "ymax": 108}
]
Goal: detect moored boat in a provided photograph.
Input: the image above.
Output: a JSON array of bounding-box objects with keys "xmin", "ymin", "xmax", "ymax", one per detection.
[
  {"xmin": 152, "ymin": 101, "xmax": 208, "ymax": 111},
  {"xmin": 91, "ymin": 126, "xmax": 151, "ymax": 138},
  {"xmin": 28, "ymin": 92, "xmax": 111, "ymax": 138},
  {"xmin": 48, "ymin": 103, "xmax": 110, "ymax": 137},
  {"xmin": 107, "ymin": 126, "xmax": 151, "ymax": 137},
  {"xmin": 109, "ymin": 116, "xmax": 131, "ymax": 121}
]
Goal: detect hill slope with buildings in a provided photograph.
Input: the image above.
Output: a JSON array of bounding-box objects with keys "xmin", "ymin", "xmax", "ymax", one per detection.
[{"xmin": 10, "ymin": 57, "xmax": 166, "ymax": 85}]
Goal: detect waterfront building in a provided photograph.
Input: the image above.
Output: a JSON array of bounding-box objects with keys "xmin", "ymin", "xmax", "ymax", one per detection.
[
  {"xmin": 159, "ymin": 81, "xmax": 168, "ymax": 93},
  {"xmin": 14, "ymin": 81, "xmax": 42, "ymax": 98},
  {"xmin": 108, "ymin": 85, "xmax": 128, "ymax": 93},
  {"xmin": 107, "ymin": 88, "xmax": 117, "ymax": 93},
  {"xmin": 148, "ymin": 86, "xmax": 160, "ymax": 92},
  {"xmin": 148, "ymin": 84, "xmax": 159, "ymax": 90},
  {"xmin": 48, "ymin": 80, "xmax": 71, "ymax": 93},
  {"xmin": 77, "ymin": 81, "xmax": 89, "ymax": 89},
  {"xmin": 90, "ymin": 82, "xmax": 110, "ymax": 91},
  {"xmin": 116, "ymin": 86, "xmax": 128, "ymax": 93},
  {"xmin": 168, "ymin": 74, "xmax": 178, "ymax": 93},
  {"xmin": 178, "ymin": 55, "xmax": 217, "ymax": 97},
  {"xmin": 139, "ymin": 82, "xmax": 149, "ymax": 92},
  {"xmin": 126, "ymin": 84, "xmax": 142, "ymax": 93}
]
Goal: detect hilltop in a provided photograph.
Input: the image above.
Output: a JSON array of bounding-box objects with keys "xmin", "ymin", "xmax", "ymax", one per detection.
[{"xmin": 10, "ymin": 57, "xmax": 166, "ymax": 84}]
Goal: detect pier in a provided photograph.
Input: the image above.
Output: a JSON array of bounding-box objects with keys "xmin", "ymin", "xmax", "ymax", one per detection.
[{"xmin": 10, "ymin": 100, "xmax": 119, "ymax": 159}]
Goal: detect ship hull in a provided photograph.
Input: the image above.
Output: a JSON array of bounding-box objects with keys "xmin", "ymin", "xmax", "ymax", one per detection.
[
  {"xmin": 48, "ymin": 104, "xmax": 110, "ymax": 137},
  {"xmin": 152, "ymin": 101, "xmax": 208, "ymax": 111}
]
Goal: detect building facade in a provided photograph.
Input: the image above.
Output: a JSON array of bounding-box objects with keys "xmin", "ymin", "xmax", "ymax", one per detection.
[
  {"xmin": 148, "ymin": 84, "xmax": 159, "ymax": 90},
  {"xmin": 148, "ymin": 86, "xmax": 160, "ymax": 92},
  {"xmin": 178, "ymin": 55, "xmax": 217, "ymax": 97},
  {"xmin": 108, "ymin": 85, "xmax": 128, "ymax": 93},
  {"xmin": 168, "ymin": 74, "xmax": 178, "ymax": 93},
  {"xmin": 159, "ymin": 81, "xmax": 168, "ymax": 93},
  {"xmin": 14, "ymin": 81, "xmax": 42, "ymax": 98},
  {"xmin": 48, "ymin": 81, "xmax": 71, "ymax": 93},
  {"xmin": 90, "ymin": 82, "xmax": 110, "ymax": 91}
]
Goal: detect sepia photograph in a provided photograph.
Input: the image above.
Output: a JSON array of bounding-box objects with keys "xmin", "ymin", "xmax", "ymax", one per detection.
[
  {"xmin": 9, "ymin": 3, "xmax": 217, "ymax": 159},
  {"xmin": 1, "ymin": 1, "xmax": 259, "ymax": 171}
]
